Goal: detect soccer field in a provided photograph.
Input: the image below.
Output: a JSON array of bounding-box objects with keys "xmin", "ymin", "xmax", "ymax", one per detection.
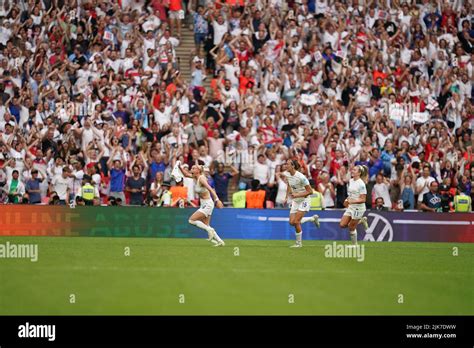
[{"xmin": 0, "ymin": 237, "xmax": 473, "ymax": 315}]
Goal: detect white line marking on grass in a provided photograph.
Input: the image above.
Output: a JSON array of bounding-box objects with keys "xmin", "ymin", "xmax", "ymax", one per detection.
[{"xmin": 393, "ymin": 220, "xmax": 470, "ymax": 225}]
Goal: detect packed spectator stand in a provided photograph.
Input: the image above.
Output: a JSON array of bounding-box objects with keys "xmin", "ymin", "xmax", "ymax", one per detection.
[{"xmin": 0, "ymin": 0, "xmax": 472, "ymax": 212}]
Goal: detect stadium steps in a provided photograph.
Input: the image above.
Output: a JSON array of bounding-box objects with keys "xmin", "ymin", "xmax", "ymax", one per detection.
[
  {"xmin": 227, "ymin": 181, "xmax": 239, "ymax": 206},
  {"xmin": 176, "ymin": 21, "xmax": 230, "ymax": 204},
  {"xmin": 176, "ymin": 24, "xmax": 211, "ymax": 91},
  {"xmin": 176, "ymin": 26, "xmax": 194, "ymax": 83},
  {"xmin": 224, "ymin": 164, "xmax": 239, "ymax": 207}
]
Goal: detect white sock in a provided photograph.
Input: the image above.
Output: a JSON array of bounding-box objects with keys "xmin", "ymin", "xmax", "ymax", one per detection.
[
  {"xmin": 350, "ymin": 230, "xmax": 357, "ymax": 245},
  {"xmin": 358, "ymin": 218, "xmax": 368, "ymax": 230},
  {"xmin": 295, "ymin": 232, "xmax": 302, "ymax": 244},
  {"xmin": 213, "ymin": 229, "xmax": 223, "ymax": 243},
  {"xmin": 301, "ymin": 217, "xmax": 313, "ymax": 224},
  {"xmin": 189, "ymin": 220, "xmax": 213, "ymax": 233}
]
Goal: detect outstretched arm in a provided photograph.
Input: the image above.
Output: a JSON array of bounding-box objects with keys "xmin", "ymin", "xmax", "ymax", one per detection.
[{"xmin": 179, "ymin": 164, "xmax": 193, "ymax": 178}]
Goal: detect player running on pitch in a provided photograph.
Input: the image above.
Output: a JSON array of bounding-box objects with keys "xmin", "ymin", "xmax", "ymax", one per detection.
[
  {"xmin": 284, "ymin": 159, "xmax": 320, "ymax": 248},
  {"xmin": 179, "ymin": 163, "xmax": 225, "ymax": 246},
  {"xmin": 340, "ymin": 165, "xmax": 369, "ymax": 246}
]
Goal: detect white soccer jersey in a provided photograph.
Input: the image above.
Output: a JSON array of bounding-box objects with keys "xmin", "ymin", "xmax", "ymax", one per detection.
[
  {"xmin": 347, "ymin": 178, "xmax": 367, "ymax": 207},
  {"xmin": 285, "ymin": 171, "xmax": 310, "ymax": 203}
]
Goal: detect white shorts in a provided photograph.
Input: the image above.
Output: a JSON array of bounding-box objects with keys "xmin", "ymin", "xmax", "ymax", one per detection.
[
  {"xmin": 169, "ymin": 10, "xmax": 185, "ymax": 19},
  {"xmin": 343, "ymin": 205, "xmax": 366, "ymax": 220},
  {"xmin": 290, "ymin": 198, "xmax": 311, "ymax": 214},
  {"xmin": 198, "ymin": 198, "xmax": 214, "ymax": 217}
]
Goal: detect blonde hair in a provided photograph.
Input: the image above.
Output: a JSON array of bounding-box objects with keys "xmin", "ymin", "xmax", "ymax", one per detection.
[
  {"xmin": 357, "ymin": 165, "xmax": 369, "ymax": 182},
  {"xmin": 192, "ymin": 162, "xmax": 204, "ymax": 171}
]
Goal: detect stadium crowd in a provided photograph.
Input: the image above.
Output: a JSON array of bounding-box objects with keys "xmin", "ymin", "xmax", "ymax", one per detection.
[{"xmin": 0, "ymin": 0, "xmax": 472, "ymax": 212}]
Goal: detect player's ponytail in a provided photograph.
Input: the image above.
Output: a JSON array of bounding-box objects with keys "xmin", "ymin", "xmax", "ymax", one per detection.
[
  {"xmin": 359, "ymin": 165, "xmax": 369, "ymax": 182},
  {"xmin": 291, "ymin": 159, "xmax": 301, "ymax": 171}
]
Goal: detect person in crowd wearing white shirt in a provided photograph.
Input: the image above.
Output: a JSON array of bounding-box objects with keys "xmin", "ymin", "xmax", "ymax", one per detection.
[
  {"xmin": 0, "ymin": 0, "xmax": 471, "ymax": 215},
  {"xmin": 5, "ymin": 169, "xmax": 25, "ymax": 204},
  {"xmin": 373, "ymin": 173, "xmax": 392, "ymax": 209},
  {"xmin": 318, "ymin": 171, "xmax": 336, "ymax": 208},
  {"xmin": 253, "ymin": 154, "xmax": 270, "ymax": 189},
  {"xmin": 416, "ymin": 164, "xmax": 436, "ymax": 208},
  {"xmin": 49, "ymin": 167, "xmax": 73, "ymax": 205},
  {"xmin": 211, "ymin": 13, "xmax": 229, "ymax": 47}
]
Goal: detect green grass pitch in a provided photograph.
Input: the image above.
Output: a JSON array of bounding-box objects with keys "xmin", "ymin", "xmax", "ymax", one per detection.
[{"xmin": 0, "ymin": 237, "xmax": 473, "ymax": 315}]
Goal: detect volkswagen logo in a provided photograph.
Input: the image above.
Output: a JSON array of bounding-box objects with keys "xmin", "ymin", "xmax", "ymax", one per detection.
[{"xmin": 363, "ymin": 213, "xmax": 394, "ymax": 242}]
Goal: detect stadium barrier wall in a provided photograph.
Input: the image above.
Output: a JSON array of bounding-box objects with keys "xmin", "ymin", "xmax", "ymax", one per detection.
[{"xmin": 0, "ymin": 206, "xmax": 472, "ymax": 242}]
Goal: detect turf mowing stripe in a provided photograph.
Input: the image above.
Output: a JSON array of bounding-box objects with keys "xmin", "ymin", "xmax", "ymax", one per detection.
[
  {"xmin": 3, "ymin": 265, "xmax": 471, "ymax": 275},
  {"xmin": 1, "ymin": 238, "xmax": 471, "ymax": 315}
]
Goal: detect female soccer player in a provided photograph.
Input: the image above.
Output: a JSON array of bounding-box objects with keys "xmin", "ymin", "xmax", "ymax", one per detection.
[
  {"xmin": 284, "ymin": 159, "xmax": 320, "ymax": 248},
  {"xmin": 340, "ymin": 165, "xmax": 369, "ymax": 246},
  {"xmin": 179, "ymin": 163, "xmax": 225, "ymax": 246}
]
